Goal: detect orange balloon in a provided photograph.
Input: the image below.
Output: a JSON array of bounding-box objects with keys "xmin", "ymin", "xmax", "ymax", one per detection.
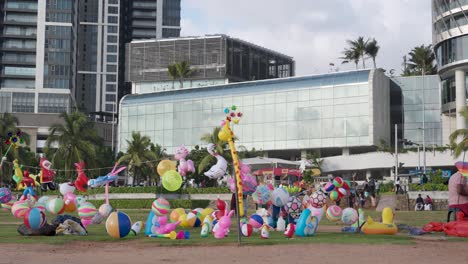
[
  {"xmin": 64, "ymin": 202, "xmax": 77, "ymax": 213},
  {"xmin": 157, "ymin": 160, "xmax": 176, "ymax": 177}
]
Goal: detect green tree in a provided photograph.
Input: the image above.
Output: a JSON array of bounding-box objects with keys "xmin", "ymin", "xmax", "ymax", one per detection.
[
  {"xmin": 167, "ymin": 61, "xmax": 194, "ymax": 88},
  {"xmin": 365, "ymin": 38, "xmax": 380, "ymax": 68},
  {"xmin": 117, "ymin": 131, "xmax": 158, "ymax": 186},
  {"xmin": 340, "ymin": 48, "xmax": 360, "ymax": 69},
  {"xmin": 449, "ymin": 107, "xmax": 468, "ymax": 158},
  {"xmin": 45, "ymin": 112, "xmax": 100, "ymax": 180},
  {"xmin": 402, "ymin": 45, "xmax": 437, "ymax": 76},
  {"xmin": 345, "ymin": 36, "xmax": 369, "ymax": 68},
  {"xmin": 198, "ymin": 127, "xmax": 230, "ymax": 174}
]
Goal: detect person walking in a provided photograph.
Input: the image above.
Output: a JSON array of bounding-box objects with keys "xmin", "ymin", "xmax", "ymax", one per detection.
[
  {"xmin": 375, "ymin": 180, "xmax": 380, "ymax": 195},
  {"xmin": 395, "ymin": 177, "xmax": 401, "ymax": 194}
]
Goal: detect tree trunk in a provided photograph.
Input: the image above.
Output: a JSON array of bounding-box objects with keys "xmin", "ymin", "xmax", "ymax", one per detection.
[
  {"xmin": 361, "ymin": 53, "xmax": 366, "ymax": 68},
  {"xmin": 373, "ymin": 58, "xmax": 376, "ymax": 69}
]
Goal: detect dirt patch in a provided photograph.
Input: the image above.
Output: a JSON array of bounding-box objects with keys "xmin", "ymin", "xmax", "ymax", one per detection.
[{"xmin": 0, "ymin": 240, "xmax": 465, "ymax": 264}]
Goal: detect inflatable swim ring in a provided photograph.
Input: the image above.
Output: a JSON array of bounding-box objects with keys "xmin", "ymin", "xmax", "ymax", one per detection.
[{"xmin": 361, "ymin": 207, "xmax": 397, "ymax": 235}]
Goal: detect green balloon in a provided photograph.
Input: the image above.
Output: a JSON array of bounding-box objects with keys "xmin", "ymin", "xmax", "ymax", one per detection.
[{"xmin": 162, "ymin": 170, "xmax": 183, "ymax": 192}]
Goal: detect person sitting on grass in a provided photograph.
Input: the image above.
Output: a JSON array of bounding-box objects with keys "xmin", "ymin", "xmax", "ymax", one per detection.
[
  {"xmin": 415, "ymin": 194, "xmax": 424, "ymax": 211},
  {"xmin": 424, "ymin": 195, "xmax": 433, "ymax": 211},
  {"xmin": 448, "ymin": 172, "xmax": 468, "ymax": 219}
]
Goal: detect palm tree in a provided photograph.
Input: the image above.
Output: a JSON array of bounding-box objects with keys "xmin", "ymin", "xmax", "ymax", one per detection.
[
  {"xmin": 340, "ymin": 48, "xmax": 360, "ymax": 69},
  {"xmin": 346, "ymin": 36, "xmax": 369, "ymax": 68},
  {"xmin": 365, "ymin": 38, "xmax": 380, "ymax": 68},
  {"xmin": 167, "ymin": 61, "xmax": 194, "ymax": 88},
  {"xmin": 45, "ymin": 111, "xmax": 100, "ymax": 180},
  {"xmin": 449, "ymin": 107, "xmax": 468, "ymax": 158},
  {"xmin": 117, "ymin": 131, "xmax": 158, "ymax": 186},
  {"xmin": 401, "ymin": 55, "xmax": 412, "ymax": 76},
  {"xmin": 405, "ymin": 45, "xmax": 437, "ymax": 76}
]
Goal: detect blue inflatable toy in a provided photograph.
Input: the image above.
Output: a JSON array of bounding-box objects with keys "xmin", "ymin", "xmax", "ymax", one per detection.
[
  {"xmin": 145, "ymin": 210, "xmax": 159, "ymax": 235},
  {"xmin": 295, "ymin": 208, "xmax": 318, "ymax": 237}
]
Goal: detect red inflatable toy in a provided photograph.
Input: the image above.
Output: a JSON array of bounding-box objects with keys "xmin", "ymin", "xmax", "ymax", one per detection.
[{"xmin": 74, "ymin": 162, "xmax": 89, "ymax": 193}]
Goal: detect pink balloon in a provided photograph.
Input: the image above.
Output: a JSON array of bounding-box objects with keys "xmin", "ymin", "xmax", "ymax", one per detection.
[
  {"xmin": 81, "ymin": 218, "xmax": 93, "ymax": 228},
  {"xmin": 63, "ymin": 193, "xmax": 76, "ymax": 205}
]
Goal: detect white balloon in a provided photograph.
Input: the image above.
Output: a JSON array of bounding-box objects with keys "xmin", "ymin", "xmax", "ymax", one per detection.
[{"xmin": 59, "ymin": 182, "xmax": 75, "ymax": 196}]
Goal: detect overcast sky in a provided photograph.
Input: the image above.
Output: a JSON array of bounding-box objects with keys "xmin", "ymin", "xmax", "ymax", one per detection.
[{"xmin": 181, "ymin": 0, "xmax": 432, "ymax": 76}]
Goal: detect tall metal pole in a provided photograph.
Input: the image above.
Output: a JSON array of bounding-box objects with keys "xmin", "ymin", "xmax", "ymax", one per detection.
[
  {"xmin": 422, "ymin": 72, "xmax": 426, "ymax": 175},
  {"xmin": 395, "ymin": 124, "xmax": 398, "ymax": 181},
  {"xmin": 417, "ymin": 145, "xmax": 420, "ymax": 172}
]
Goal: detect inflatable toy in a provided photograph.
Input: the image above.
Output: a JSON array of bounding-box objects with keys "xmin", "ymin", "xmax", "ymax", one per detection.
[
  {"xmin": 24, "ymin": 208, "xmax": 46, "ymax": 230},
  {"xmin": 201, "ymin": 216, "xmax": 212, "ymax": 237},
  {"xmin": 88, "ymin": 163, "xmax": 124, "ymax": 188},
  {"xmin": 324, "ymin": 182, "xmax": 335, "ymax": 192},
  {"xmin": 271, "ymin": 187, "xmax": 290, "ymax": 207},
  {"xmin": 249, "ymin": 214, "xmax": 264, "ymax": 229},
  {"xmin": 12, "ymin": 200, "xmax": 29, "ymax": 218},
  {"xmin": 329, "ymin": 190, "xmax": 339, "ymax": 201},
  {"xmin": 152, "ymin": 197, "xmax": 170, "ymax": 216},
  {"xmin": 213, "ymin": 210, "xmax": 234, "ymax": 239},
  {"xmin": 156, "ymin": 215, "xmax": 180, "ymax": 234},
  {"xmin": 295, "ymin": 208, "xmax": 319, "ymax": 237},
  {"xmin": 309, "ymin": 205, "xmax": 325, "ymax": 223},
  {"xmin": 130, "ymin": 221, "xmax": 143, "ymax": 235},
  {"xmin": 174, "ymin": 145, "xmax": 195, "ymax": 177},
  {"xmin": 157, "ymin": 159, "xmax": 176, "ymax": 177},
  {"xmin": 444, "ymin": 221, "xmax": 468, "ymax": 237},
  {"xmin": 276, "ymin": 216, "xmax": 286, "ymax": 231},
  {"xmin": 149, "ymin": 231, "xmax": 177, "ymax": 239},
  {"xmin": 106, "ymin": 211, "xmax": 132, "ymax": 238},
  {"xmin": 241, "ymin": 223, "xmax": 253, "ymax": 237},
  {"xmin": 170, "ymin": 208, "xmax": 185, "ymax": 222},
  {"xmin": 39, "ymin": 157, "xmax": 56, "ymax": 192},
  {"xmin": 185, "ymin": 212, "xmax": 199, "ymax": 227},
  {"xmin": 59, "ymin": 182, "xmax": 75, "ymax": 197},
  {"xmin": 260, "ymin": 224, "xmax": 271, "ymax": 239},
  {"xmin": 204, "ymin": 143, "xmax": 228, "ymax": 179},
  {"xmin": 77, "ymin": 202, "xmax": 97, "ymax": 220},
  {"xmin": 227, "ymin": 163, "xmax": 257, "ymax": 195},
  {"xmin": 455, "ymin": 161, "xmax": 468, "ymax": 178},
  {"xmin": 19, "ymin": 171, "xmax": 38, "ymax": 200},
  {"xmin": 341, "ymin": 208, "xmax": 358, "ymax": 225},
  {"xmin": 0, "ymin": 187, "xmax": 12, "ymax": 203},
  {"xmin": 99, "ymin": 203, "xmax": 113, "ymax": 217},
  {"xmin": 199, "ymin": 207, "xmax": 214, "ymax": 222},
  {"xmin": 252, "ymin": 184, "xmax": 271, "ymax": 205},
  {"xmin": 217, "ymin": 107, "xmax": 244, "ymax": 215},
  {"xmin": 162, "ymin": 170, "xmax": 183, "ymax": 191},
  {"xmin": 12, "ymin": 159, "xmax": 23, "ymax": 189},
  {"xmin": 34, "ymin": 202, "xmax": 46, "ymax": 213},
  {"xmin": 285, "ymin": 196, "xmax": 302, "ymax": 218},
  {"xmin": 337, "ymin": 187, "xmax": 348, "ymax": 197},
  {"xmin": 63, "ymin": 192, "xmax": 76, "ymax": 206},
  {"xmin": 144, "ymin": 210, "xmax": 158, "ymax": 235},
  {"xmin": 284, "ymin": 223, "xmax": 295, "ymax": 238},
  {"xmin": 361, "ymin": 207, "xmax": 397, "ymax": 235},
  {"xmin": 326, "ymin": 205, "xmax": 342, "ymax": 222},
  {"xmin": 176, "ymin": 230, "xmax": 190, "ymax": 240},
  {"xmin": 333, "ymin": 177, "xmax": 344, "ymax": 187},
  {"xmin": 1, "ymin": 197, "xmax": 16, "ymax": 212},
  {"xmin": 74, "ymin": 162, "xmax": 89, "ymax": 193},
  {"xmin": 310, "ymin": 191, "xmax": 326, "ymax": 208}
]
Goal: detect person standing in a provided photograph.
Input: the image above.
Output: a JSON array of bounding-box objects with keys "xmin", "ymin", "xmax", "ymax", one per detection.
[
  {"xmin": 375, "ymin": 180, "xmax": 380, "ymax": 195},
  {"xmin": 395, "ymin": 177, "xmax": 401, "ymax": 194}
]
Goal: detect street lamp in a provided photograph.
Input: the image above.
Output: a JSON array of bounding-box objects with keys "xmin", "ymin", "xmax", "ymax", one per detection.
[{"xmin": 418, "ymin": 127, "xmax": 426, "ymax": 175}]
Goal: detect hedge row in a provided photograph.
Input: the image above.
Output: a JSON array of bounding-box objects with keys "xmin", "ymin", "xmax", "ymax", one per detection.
[
  {"xmin": 88, "ymin": 199, "xmax": 211, "ymax": 209},
  {"xmin": 43, "ymin": 186, "xmax": 230, "ymax": 196},
  {"xmin": 409, "ymin": 183, "xmax": 448, "ymax": 191}
]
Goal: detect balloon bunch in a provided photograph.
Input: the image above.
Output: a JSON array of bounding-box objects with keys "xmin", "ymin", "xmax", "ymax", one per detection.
[
  {"xmin": 227, "ymin": 162, "xmax": 257, "ymax": 195},
  {"xmin": 174, "ymin": 145, "xmax": 195, "ymax": 177},
  {"xmin": 324, "ymin": 177, "xmax": 351, "ymax": 201},
  {"xmin": 6, "ymin": 191, "xmax": 46, "ymax": 231},
  {"xmin": 252, "ymin": 184, "xmax": 273, "ymax": 205},
  {"xmin": 157, "ymin": 160, "xmax": 183, "ymax": 192}
]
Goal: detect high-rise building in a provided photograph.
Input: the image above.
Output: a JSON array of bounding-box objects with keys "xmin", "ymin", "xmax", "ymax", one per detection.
[
  {"xmin": 118, "ymin": 0, "xmax": 181, "ymax": 100},
  {"xmin": 76, "ymin": 0, "xmax": 120, "ymax": 120},
  {"xmin": 0, "ymin": 0, "xmax": 74, "ymax": 152},
  {"xmin": 432, "ymin": 0, "xmax": 468, "ymax": 133}
]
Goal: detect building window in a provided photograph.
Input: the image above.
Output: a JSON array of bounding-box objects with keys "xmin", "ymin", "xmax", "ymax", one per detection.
[
  {"xmin": 3, "ymin": 66, "xmax": 35, "ymax": 76},
  {"xmin": 1, "ymin": 79, "xmax": 35, "ymax": 89},
  {"xmin": 12, "ymin": 92, "xmax": 34, "ymax": 113},
  {"xmin": 107, "ymin": 45, "xmax": 117, "ymax": 53},
  {"xmin": 107, "ymin": 55, "xmax": 117, "ymax": 63},
  {"xmin": 108, "ymin": 26, "xmax": 118, "ymax": 33},
  {"xmin": 106, "ymin": 84, "xmax": 116, "ymax": 92},
  {"xmin": 107, "ymin": 75, "xmax": 117, "ymax": 82},
  {"xmin": 38, "ymin": 93, "xmax": 70, "ymax": 113},
  {"xmin": 107, "ymin": 35, "xmax": 118, "ymax": 43},
  {"xmin": 107, "ymin": 65, "xmax": 117, "ymax": 72},
  {"xmin": 106, "ymin": 94, "xmax": 116, "ymax": 102},
  {"xmin": 108, "ymin": 16, "xmax": 118, "ymax": 24},
  {"xmin": 108, "ymin": 6, "xmax": 118, "ymax": 14}
]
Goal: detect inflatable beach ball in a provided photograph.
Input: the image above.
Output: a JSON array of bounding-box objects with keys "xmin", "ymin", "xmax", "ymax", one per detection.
[
  {"xmin": 310, "ymin": 191, "xmax": 326, "ymax": 208},
  {"xmin": 78, "ymin": 202, "xmax": 97, "ymax": 220},
  {"xmin": 1, "ymin": 197, "xmax": 16, "ymax": 212},
  {"xmin": 271, "ymin": 187, "xmax": 290, "ymax": 207},
  {"xmin": 170, "ymin": 208, "xmax": 185, "ymax": 222},
  {"xmin": 186, "ymin": 212, "xmax": 199, "ymax": 227},
  {"xmin": 285, "ymin": 196, "xmax": 302, "ymax": 218},
  {"xmin": 329, "ymin": 190, "xmax": 339, "ymax": 201},
  {"xmin": 46, "ymin": 198, "xmax": 65, "ymax": 215},
  {"xmin": 34, "ymin": 202, "xmax": 46, "ymax": 213},
  {"xmin": 333, "ymin": 177, "xmax": 344, "ymax": 188},
  {"xmin": 252, "ymin": 185, "xmax": 271, "ymax": 205},
  {"xmin": 106, "ymin": 211, "xmax": 132, "ymax": 239},
  {"xmin": 324, "ymin": 182, "xmax": 335, "ymax": 193},
  {"xmin": 37, "ymin": 196, "xmax": 50, "ymax": 205},
  {"xmin": 249, "ymin": 214, "xmax": 264, "ymax": 229},
  {"xmin": 152, "ymin": 198, "xmax": 170, "ymax": 216},
  {"xmin": 12, "ymin": 200, "xmax": 30, "ymax": 218},
  {"xmin": 0, "ymin": 187, "xmax": 12, "ymax": 203},
  {"xmin": 326, "ymin": 205, "xmax": 342, "ymax": 222},
  {"xmin": 341, "ymin": 208, "xmax": 358, "ymax": 225},
  {"xmin": 24, "ymin": 208, "xmax": 46, "ymax": 230},
  {"xmin": 99, "ymin": 203, "xmax": 113, "ymax": 217},
  {"xmin": 241, "ymin": 223, "xmax": 253, "ymax": 237}
]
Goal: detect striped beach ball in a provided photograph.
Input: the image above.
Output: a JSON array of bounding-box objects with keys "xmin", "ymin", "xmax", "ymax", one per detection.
[
  {"xmin": 34, "ymin": 202, "xmax": 46, "ymax": 213},
  {"xmin": 151, "ymin": 198, "xmax": 170, "ymax": 216},
  {"xmin": 24, "ymin": 208, "xmax": 46, "ymax": 230},
  {"xmin": 341, "ymin": 208, "xmax": 358, "ymax": 225},
  {"xmin": 241, "ymin": 223, "xmax": 253, "ymax": 237},
  {"xmin": 78, "ymin": 202, "xmax": 97, "ymax": 220},
  {"xmin": 326, "ymin": 205, "xmax": 342, "ymax": 222},
  {"xmin": 0, "ymin": 187, "xmax": 12, "ymax": 203},
  {"xmin": 12, "ymin": 200, "xmax": 30, "ymax": 218},
  {"xmin": 106, "ymin": 211, "xmax": 132, "ymax": 239},
  {"xmin": 1, "ymin": 197, "xmax": 16, "ymax": 212},
  {"xmin": 46, "ymin": 198, "xmax": 65, "ymax": 215}
]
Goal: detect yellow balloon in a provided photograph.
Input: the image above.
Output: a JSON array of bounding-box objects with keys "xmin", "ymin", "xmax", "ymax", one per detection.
[
  {"xmin": 162, "ymin": 170, "xmax": 183, "ymax": 192},
  {"xmin": 157, "ymin": 160, "xmax": 176, "ymax": 177},
  {"xmin": 64, "ymin": 202, "xmax": 77, "ymax": 213},
  {"xmin": 200, "ymin": 208, "xmax": 214, "ymax": 222},
  {"xmin": 170, "ymin": 208, "xmax": 185, "ymax": 222},
  {"xmin": 178, "ymin": 214, "xmax": 189, "ymax": 228}
]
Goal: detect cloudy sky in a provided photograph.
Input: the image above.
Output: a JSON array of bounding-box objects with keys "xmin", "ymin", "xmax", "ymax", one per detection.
[{"xmin": 181, "ymin": 0, "xmax": 432, "ymax": 76}]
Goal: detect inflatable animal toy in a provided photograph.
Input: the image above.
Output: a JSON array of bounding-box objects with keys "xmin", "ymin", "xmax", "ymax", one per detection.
[
  {"xmin": 174, "ymin": 145, "xmax": 195, "ymax": 177},
  {"xmin": 361, "ymin": 207, "xmax": 397, "ymax": 235},
  {"xmin": 39, "ymin": 157, "xmax": 56, "ymax": 192},
  {"xmin": 295, "ymin": 208, "xmax": 319, "ymax": 237},
  {"xmin": 74, "ymin": 162, "xmax": 89, "ymax": 192},
  {"xmin": 204, "ymin": 143, "xmax": 227, "ymax": 179},
  {"xmin": 213, "ymin": 210, "xmax": 234, "ymax": 239}
]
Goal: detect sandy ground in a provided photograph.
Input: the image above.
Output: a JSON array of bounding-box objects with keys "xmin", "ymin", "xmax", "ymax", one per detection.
[{"xmin": 0, "ymin": 241, "xmax": 467, "ymax": 264}]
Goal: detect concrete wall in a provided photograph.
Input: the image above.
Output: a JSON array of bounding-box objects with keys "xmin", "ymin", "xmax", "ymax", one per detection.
[{"xmin": 369, "ymin": 69, "xmax": 391, "ymax": 146}]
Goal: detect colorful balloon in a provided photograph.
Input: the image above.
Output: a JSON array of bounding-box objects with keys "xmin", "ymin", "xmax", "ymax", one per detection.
[
  {"xmin": 162, "ymin": 170, "xmax": 183, "ymax": 192},
  {"xmin": 185, "ymin": 212, "xmax": 198, "ymax": 227},
  {"xmin": 324, "ymin": 182, "xmax": 335, "ymax": 192},
  {"xmin": 77, "ymin": 202, "xmax": 97, "ymax": 220},
  {"xmin": 34, "ymin": 202, "xmax": 46, "ymax": 213},
  {"xmin": 152, "ymin": 198, "xmax": 170, "ymax": 216},
  {"xmin": 329, "ymin": 190, "xmax": 339, "ymax": 201},
  {"xmin": 285, "ymin": 196, "xmax": 302, "ymax": 218},
  {"xmin": 106, "ymin": 211, "xmax": 132, "ymax": 238},
  {"xmin": 37, "ymin": 196, "xmax": 49, "ymax": 205},
  {"xmin": 11, "ymin": 200, "xmax": 29, "ymax": 218},
  {"xmin": 252, "ymin": 185, "xmax": 271, "ymax": 205},
  {"xmin": 0, "ymin": 187, "xmax": 12, "ymax": 203},
  {"xmin": 326, "ymin": 205, "xmax": 342, "ymax": 222},
  {"xmin": 157, "ymin": 160, "xmax": 176, "ymax": 177},
  {"xmin": 46, "ymin": 198, "xmax": 65, "ymax": 215},
  {"xmin": 341, "ymin": 208, "xmax": 358, "ymax": 225},
  {"xmin": 99, "ymin": 204, "xmax": 113, "ymax": 217},
  {"xmin": 24, "ymin": 208, "xmax": 46, "ymax": 230},
  {"xmin": 64, "ymin": 202, "xmax": 77, "ymax": 213},
  {"xmin": 63, "ymin": 192, "xmax": 76, "ymax": 205},
  {"xmin": 309, "ymin": 191, "xmax": 326, "ymax": 208},
  {"xmin": 249, "ymin": 214, "xmax": 264, "ymax": 229},
  {"xmin": 1, "ymin": 197, "xmax": 16, "ymax": 212},
  {"xmin": 170, "ymin": 208, "xmax": 185, "ymax": 222},
  {"xmin": 337, "ymin": 187, "xmax": 348, "ymax": 197},
  {"xmin": 178, "ymin": 214, "xmax": 190, "ymax": 228},
  {"xmin": 59, "ymin": 182, "xmax": 75, "ymax": 196},
  {"xmin": 333, "ymin": 177, "xmax": 344, "ymax": 188},
  {"xmin": 241, "ymin": 223, "xmax": 253, "ymax": 237},
  {"xmin": 271, "ymin": 187, "xmax": 290, "ymax": 207}
]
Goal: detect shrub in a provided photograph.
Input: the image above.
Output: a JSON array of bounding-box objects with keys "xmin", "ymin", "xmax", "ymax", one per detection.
[
  {"xmin": 409, "ymin": 183, "xmax": 448, "ymax": 191},
  {"xmin": 88, "ymin": 199, "xmax": 210, "ymax": 209},
  {"xmin": 43, "ymin": 186, "xmax": 230, "ymax": 196},
  {"xmin": 379, "ymin": 182, "xmax": 394, "ymax": 193}
]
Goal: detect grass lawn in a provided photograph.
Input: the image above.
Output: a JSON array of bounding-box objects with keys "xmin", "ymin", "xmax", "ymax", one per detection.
[{"xmin": 0, "ymin": 208, "xmax": 466, "ymax": 246}]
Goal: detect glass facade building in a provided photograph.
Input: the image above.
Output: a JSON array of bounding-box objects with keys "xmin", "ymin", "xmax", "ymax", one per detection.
[{"xmin": 119, "ymin": 69, "xmax": 390, "ymax": 156}]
